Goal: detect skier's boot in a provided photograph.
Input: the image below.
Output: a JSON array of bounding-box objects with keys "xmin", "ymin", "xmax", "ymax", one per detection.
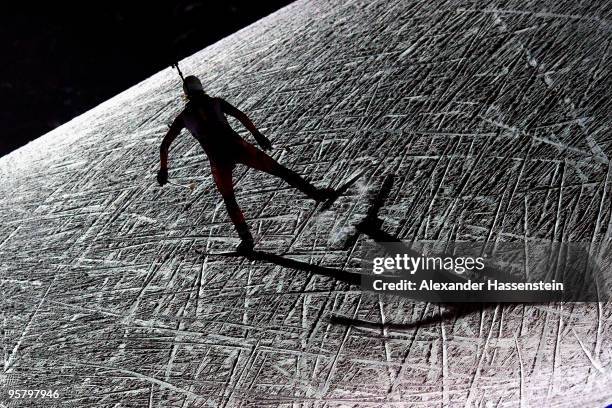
[
  {"xmin": 237, "ymin": 238, "xmax": 254, "ymax": 254},
  {"xmin": 235, "ymin": 223, "xmax": 255, "ymax": 254}
]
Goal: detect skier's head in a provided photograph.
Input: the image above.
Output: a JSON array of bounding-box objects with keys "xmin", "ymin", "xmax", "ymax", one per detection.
[{"xmin": 182, "ymin": 75, "xmax": 205, "ymax": 98}]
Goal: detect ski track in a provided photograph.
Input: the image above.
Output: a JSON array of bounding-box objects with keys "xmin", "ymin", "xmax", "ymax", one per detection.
[{"xmin": 1, "ymin": 0, "xmax": 612, "ymax": 406}]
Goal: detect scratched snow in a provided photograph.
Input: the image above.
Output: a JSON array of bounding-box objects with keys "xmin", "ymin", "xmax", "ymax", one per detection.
[{"xmin": 1, "ymin": 0, "xmax": 612, "ymax": 406}]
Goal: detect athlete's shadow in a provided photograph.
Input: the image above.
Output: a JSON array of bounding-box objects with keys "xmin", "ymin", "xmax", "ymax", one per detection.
[
  {"xmin": 213, "ymin": 174, "xmax": 514, "ymax": 330},
  {"xmin": 216, "ymin": 249, "xmax": 491, "ymax": 330},
  {"xmin": 329, "ymin": 174, "xmax": 532, "ymax": 330}
]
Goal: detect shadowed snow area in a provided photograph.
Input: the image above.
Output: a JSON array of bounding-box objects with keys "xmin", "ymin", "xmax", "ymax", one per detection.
[{"xmin": 1, "ymin": 0, "xmax": 612, "ymax": 406}]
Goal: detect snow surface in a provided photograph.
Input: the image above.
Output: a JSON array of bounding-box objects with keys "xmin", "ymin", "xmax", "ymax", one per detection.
[{"xmin": 1, "ymin": 0, "xmax": 612, "ymax": 406}]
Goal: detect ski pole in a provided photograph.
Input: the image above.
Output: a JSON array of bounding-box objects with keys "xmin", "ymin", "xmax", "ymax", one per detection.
[{"xmin": 171, "ymin": 61, "xmax": 185, "ymax": 81}]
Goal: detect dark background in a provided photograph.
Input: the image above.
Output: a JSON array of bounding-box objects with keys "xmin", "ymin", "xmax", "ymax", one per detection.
[{"xmin": 0, "ymin": 1, "xmax": 293, "ymax": 157}]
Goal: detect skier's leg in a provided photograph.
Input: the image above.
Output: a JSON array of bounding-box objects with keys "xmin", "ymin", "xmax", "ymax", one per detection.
[
  {"xmin": 210, "ymin": 162, "xmax": 254, "ymax": 250},
  {"xmin": 236, "ymin": 143, "xmax": 332, "ymax": 201}
]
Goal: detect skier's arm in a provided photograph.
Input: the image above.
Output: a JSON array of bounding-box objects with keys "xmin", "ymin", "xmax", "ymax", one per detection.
[
  {"xmin": 160, "ymin": 115, "xmax": 184, "ymax": 170},
  {"xmin": 219, "ymin": 98, "xmax": 257, "ymax": 133},
  {"xmin": 219, "ymin": 98, "xmax": 272, "ymax": 150},
  {"xmin": 157, "ymin": 114, "xmax": 184, "ymax": 186}
]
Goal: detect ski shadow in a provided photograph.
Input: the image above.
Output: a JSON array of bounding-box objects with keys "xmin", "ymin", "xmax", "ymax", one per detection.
[
  {"xmin": 215, "ymin": 250, "xmax": 362, "ymax": 285},
  {"xmin": 328, "ymin": 303, "xmax": 488, "ymax": 331}
]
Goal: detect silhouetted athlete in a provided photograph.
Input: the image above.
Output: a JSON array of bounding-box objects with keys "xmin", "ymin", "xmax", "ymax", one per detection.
[{"xmin": 157, "ymin": 76, "xmax": 333, "ymax": 253}]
